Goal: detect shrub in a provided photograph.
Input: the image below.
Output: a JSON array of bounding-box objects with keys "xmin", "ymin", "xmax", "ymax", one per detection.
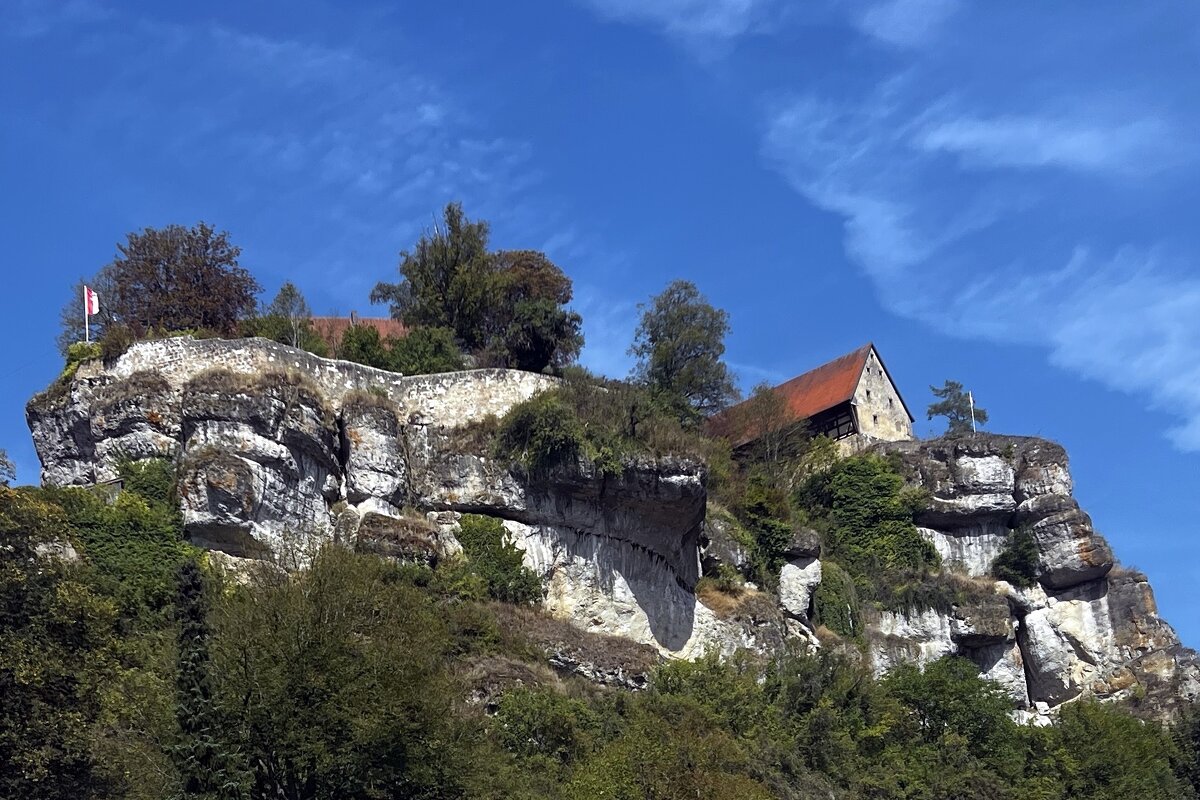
[
  {"xmin": 456, "ymin": 514, "xmax": 542, "ymax": 604},
  {"xmin": 494, "ymin": 688, "xmax": 600, "ymax": 765},
  {"xmin": 115, "ymin": 457, "xmax": 176, "ymax": 506},
  {"xmin": 992, "ymin": 528, "xmax": 1039, "ymax": 588},
  {"xmin": 813, "ymin": 560, "xmax": 860, "ymax": 639},
  {"xmin": 493, "ymin": 391, "xmax": 586, "ymax": 472},
  {"xmin": 796, "ymin": 454, "xmax": 937, "ymax": 582}
]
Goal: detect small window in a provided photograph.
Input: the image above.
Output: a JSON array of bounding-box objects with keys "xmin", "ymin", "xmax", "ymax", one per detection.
[
  {"xmin": 872, "ymin": 414, "xmax": 879, "ymax": 425},
  {"xmin": 866, "ymin": 389, "xmax": 872, "ymax": 399},
  {"xmin": 888, "ymin": 398, "xmax": 893, "ymax": 407}
]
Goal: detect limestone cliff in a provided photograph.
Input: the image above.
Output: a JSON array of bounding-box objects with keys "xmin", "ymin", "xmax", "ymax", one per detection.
[
  {"xmin": 26, "ymin": 337, "xmax": 765, "ymax": 658},
  {"xmin": 870, "ymin": 435, "xmax": 1199, "ymax": 720},
  {"xmin": 26, "ymin": 338, "xmax": 1199, "ymax": 718}
]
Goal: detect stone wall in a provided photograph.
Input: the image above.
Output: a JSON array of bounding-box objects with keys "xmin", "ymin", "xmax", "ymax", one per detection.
[
  {"xmin": 852, "ymin": 347, "xmax": 913, "ymax": 443},
  {"xmin": 87, "ymin": 336, "xmax": 557, "ymax": 429}
]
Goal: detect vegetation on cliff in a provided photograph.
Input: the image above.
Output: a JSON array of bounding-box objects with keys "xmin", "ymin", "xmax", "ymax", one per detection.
[{"xmin": 2, "ymin": 465, "xmax": 1198, "ymax": 799}]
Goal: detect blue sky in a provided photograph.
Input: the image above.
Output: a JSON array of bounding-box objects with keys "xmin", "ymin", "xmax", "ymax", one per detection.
[{"xmin": 3, "ymin": 0, "xmax": 1198, "ymax": 645}]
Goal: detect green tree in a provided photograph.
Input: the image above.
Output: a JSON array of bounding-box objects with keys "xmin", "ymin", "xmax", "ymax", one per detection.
[
  {"xmin": 371, "ymin": 202, "xmax": 494, "ymax": 349},
  {"xmin": 173, "ymin": 560, "xmax": 242, "ymax": 799},
  {"xmin": 928, "ymin": 379, "xmax": 988, "ymax": 436},
  {"xmin": 242, "ymin": 282, "xmax": 327, "ymax": 355},
  {"xmin": 389, "ymin": 326, "xmax": 465, "ymax": 374},
  {"xmin": 629, "ymin": 280, "xmax": 738, "ymax": 426},
  {"xmin": 0, "ymin": 486, "xmax": 121, "ymax": 800},
  {"xmin": 0, "ymin": 448, "xmax": 14, "ymax": 486},
  {"xmin": 456, "ymin": 514, "xmax": 542, "ymax": 604},
  {"xmin": 210, "ymin": 547, "xmax": 473, "ymax": 799},
  {"xmin": 992, "ymin": 528, "xmax": 1040, "ymax": 588},
  {"xmin": 482, "ymin": 250, "xmax": 584, "ymax": 372},
  {"xmin": 372, "ymin": 207, "xmax": 583, "ymax": 372},
  {"xmin": 97, "ymin": 223, "xmax": 260, "ymax": 338}
]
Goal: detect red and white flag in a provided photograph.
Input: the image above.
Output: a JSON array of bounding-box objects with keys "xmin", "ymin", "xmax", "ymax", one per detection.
[{"xmin": 84, "ymin": 286, "xmax": 99, "ymax": 316}]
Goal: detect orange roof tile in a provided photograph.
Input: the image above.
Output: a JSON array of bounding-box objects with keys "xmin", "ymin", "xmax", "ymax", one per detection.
[
  {"xmin": 310, "ymin": 316, "xmax": 409, "ymax": 350},
  {"xmin": 708, "ymin": 344, "xmax": 874, "ymax": 447}
]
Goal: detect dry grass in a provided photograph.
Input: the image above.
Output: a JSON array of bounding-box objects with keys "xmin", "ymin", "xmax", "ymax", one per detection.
[
  {"xmin": 696, "ymin": 581, "xmax": 776, "ymax": 620},
  {"xmin": 488, "ymin": 602, "xmax": 659, "ymax": 677},
  {"xmin": 342, "ymin": 388, "xmax": 399, "ymax": 415}
]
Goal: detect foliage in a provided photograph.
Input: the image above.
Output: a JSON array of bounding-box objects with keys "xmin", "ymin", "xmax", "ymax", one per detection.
[
  {"xmin": 0, "ymin": 486, "xmax": 121, "ymax": 799},
  {"xmin": 493, "ymin": 369, "xmax": 716, "ymax": 475},
  {"xmin": 456, "ymin": 514, "xmax": 543, "ymax": 604},
  {"xmin": 993, "ymin": 528, "xmax": 1040, "ymax": 588},
  {"xmin": 629, "ymin": 279, "xmax": 738, "ymax": 426},
  {"xmin": 338, "ymin": 323, "xmax": 463, "ymax": 375},
  {"xmin": 371, "ymin": 204, "xmax": 582, "ymax": 372},
  {"xmin": 116, "ymin": 457, "xmax": 177, "ymax": 506},
  {"xmin": 209, "ymin": 547, "xmax": 476, "ymax": 799},
  {"xmin": 0, "ymin": 448, "xmax": 13, "ymax": 486},
  {"xmin": 74, "ymin": 223, "xmax": 260, "ymax": 340},
  {"xmin": 812, "ymin": 560, "xmax": 860, "ymax": 638},
  {"xmin": 48, "ymin": 465, "xmax": 196, "ymax": 619},
  {"xmin": 241, "ymin": 282, "xmax": 328, "ymax": 356},
  {"xmin": 1053, "ymin": 700, "xmax": 1189, "ymax": 799},
  {"xmin": 390, "ymin": 325, "xmax": 465, "ymax": 374},
  {"xmin": 796, "ymin": 454, "xmax": 938, "ymax": 588},
  {"xmin": 2, "ymin": 477, "xmax": 1196, "ymax": 800},
  {"xmin": 58, "ymin": 273, "xmax": 120, "ymax": 355},
  {"xmin": 928, "ymin": 379, "xmax": 989, "ymax": 436},
  {"xmin": 172, "ymin": 560, "xmax": 242, "ymax": 799}
]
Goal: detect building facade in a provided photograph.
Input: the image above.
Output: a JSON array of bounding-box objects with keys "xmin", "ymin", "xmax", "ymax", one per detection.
[{"xmin": 710, "ymin": 343, "xmax": 914, "ymax": 454}]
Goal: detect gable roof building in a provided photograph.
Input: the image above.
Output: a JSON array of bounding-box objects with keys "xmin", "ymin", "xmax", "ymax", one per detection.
[{"xmin": 710, "ymin": 343, "xmax": 914, "ymax": 453}]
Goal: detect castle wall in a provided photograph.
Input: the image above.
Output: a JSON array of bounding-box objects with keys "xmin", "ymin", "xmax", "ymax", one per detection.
[{"xmin": 83, "ymin": 336, "xmax": 557, "ymax": 429}]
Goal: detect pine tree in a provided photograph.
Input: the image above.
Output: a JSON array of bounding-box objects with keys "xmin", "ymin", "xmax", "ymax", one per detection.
[
  {"xmin": 173, "ymin": 560, "xmax": 241, "ymax": 799},
  {"xmin": 927, "ymin": 380, "xmax": 987, "ymax": 436}
]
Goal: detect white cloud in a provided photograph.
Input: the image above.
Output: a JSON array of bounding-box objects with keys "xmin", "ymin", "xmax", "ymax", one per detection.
[
  {"xmin": 576, "ymin": 0, "xmax": 777, "ymax": 41},
  {"xmin": 917, "ymin": 114, "xmax": 1184, "ymax": 176},
  {"xmin": 764, "ymin": 83, "xmax": 1200, "ymax": 451},
  {"xmin": 855, "ymin": 0, "xmax": 960, "ymax": 48}
]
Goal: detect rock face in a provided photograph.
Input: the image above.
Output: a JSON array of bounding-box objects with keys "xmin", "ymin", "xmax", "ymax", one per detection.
[
  {"xmin": 871, "ymin": 435, "xmax": 1199, "ymax": 719},
  {"xmin": 27, "ymin": 340, "xmax": 1198, "ymax": 717},
  {"xmin": 26, "ymin": 337, "xmax": 763, "ymax": 658}
]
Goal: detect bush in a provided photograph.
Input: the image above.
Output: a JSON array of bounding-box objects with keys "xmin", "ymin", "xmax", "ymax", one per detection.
[
  {"xmin": 796, "ymin": 454, "xmax": 937, "ymax": 583},
  {"xmin": 339, "ymin": 324, "xmax": 464, "ymax": 375},
  {"xmin": 493, "ymin": 391, "xmax": 586, "ymax": 472},
  {"xmin": 493, "ymin": 370, "xmax": 716, "ymax": 475},
  {"xmin": 456, "ymin": 514, "xmax": 542, "ymax": 604},
  {"xmin": 812, "ymin": 560, "xmax": 860, "ymax": 638},
  {"xmin": 992, "ymin": 528, "xmax": 1039, "ymax": 588},
  {"xmin": 115, "ymin": 457, "xmax": 176, "ymax": 506}
]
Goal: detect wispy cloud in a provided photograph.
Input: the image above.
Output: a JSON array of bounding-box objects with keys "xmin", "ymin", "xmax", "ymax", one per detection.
[
  {"xmin": 917, "ymin": 113, "xmax": 1185, "ymax": 176},
  {"xmin": 854, "ymin": 0, "xmax": 960, "ymax": 48},
  {"xmin": 576, "ymin": 0, "xmax": 779, "ymax": 41},
  {"xmin": 763, "ymin": 38, "xmax": 1200, "ymax": 450}
]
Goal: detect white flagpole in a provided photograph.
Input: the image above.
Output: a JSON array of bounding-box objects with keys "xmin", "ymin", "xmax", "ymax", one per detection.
[
  {"xmin": 84, "ymin": 286, "xmax": 89, "ymax": 344},
  {"xmin": 969, "ymin": 390, "xmax": 976, "ymax": 433}
]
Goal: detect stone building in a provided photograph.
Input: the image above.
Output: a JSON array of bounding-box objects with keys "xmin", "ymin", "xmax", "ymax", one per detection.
[{"xmin": 711, "ymin": 343, "xmax": 914, "ymax": 453}]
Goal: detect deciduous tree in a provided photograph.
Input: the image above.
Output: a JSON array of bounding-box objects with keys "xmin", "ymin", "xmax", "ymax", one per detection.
[
  {"xmin": 630, "ymin": 280, "xmax": 738, "ymax": 426},
  {"xmin": 99, "ymin": 223, "xmax": 259, "ymax": 337}
]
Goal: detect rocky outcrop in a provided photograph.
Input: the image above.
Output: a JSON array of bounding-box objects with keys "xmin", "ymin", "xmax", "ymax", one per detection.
[
  {"xmin": 26, "ymin": 337, "xmax": 769, "ymax": 658},
  {"xmin": 872, "ymin": 435, "xmax": 1199, "ymax": 719},
  {"xmin": 27, "ymin": 339, "xmax": 1197, "ymax": 717}
]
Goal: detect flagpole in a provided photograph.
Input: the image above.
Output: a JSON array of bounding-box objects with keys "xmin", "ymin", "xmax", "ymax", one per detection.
[
  {"xmin": 969, "ymin": 390, "xmax": 976, "ymax": 433},
  {"xmin": 84, "ymin": 286, "xmax": 89, "ymax": 344}
]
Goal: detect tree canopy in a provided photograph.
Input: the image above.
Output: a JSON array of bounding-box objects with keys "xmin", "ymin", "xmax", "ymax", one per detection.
[
  {"xmin": 102, "ymin": 223, "xmax": 260, "ymax": 338},
  {"xmin": 630, "ymin": 280, "xmax": 738, "ymax": 425},
  {"xmin": 371, "ymin": 204, "xmax": 582, "ymax": 373},
  {"xmin": 928, "ymin": 379, "xmax": 988, "ymax": 435}
]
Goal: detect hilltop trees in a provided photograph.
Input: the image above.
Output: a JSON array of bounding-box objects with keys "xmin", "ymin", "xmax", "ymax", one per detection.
[
  {"xmin": 58, "ymin": 224, "xmax": 260, "ymax": 352},
  {"xmin": 0, "ymin": 450, "xmax": 13, "ymax": 486},
  {"xmin": 371, "ymin": 203, "xmax": 583, "ymax": 373},
  {"xmin": 630, "ymin": 280, "xmax": 738, "ymax": 426},
  {"xmin": 928, "ymin": 379, "xmax": 988, "ymax": 435}
]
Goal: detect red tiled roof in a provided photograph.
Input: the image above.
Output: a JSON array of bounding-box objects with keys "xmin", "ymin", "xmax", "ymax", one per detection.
[
  {"xmin": 310, "ymin": 316, "xmax": 409, "ymax": 350},
  {"xmin": 708, "ymin": 344, "xmax": 874, "ymax": 446}
]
